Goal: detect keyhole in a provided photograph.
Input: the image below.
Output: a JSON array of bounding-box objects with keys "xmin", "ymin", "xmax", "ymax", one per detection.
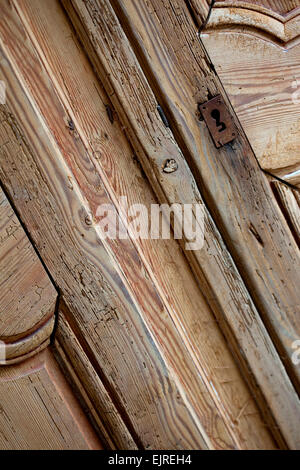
[{"xmin": 211, "ymin": 109, "xmax": 226, "ymax": 132}]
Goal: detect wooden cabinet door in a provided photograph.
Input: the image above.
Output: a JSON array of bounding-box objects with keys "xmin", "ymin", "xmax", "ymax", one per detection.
[{"xmin": 0, "ymin": 0, "xmax": 299, "ymax": 450}]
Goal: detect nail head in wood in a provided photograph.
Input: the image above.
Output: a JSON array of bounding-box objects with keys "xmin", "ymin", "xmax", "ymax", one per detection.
[{"xmin": 162, "ymin": 159, "xmax": 178, "ymax": 173}]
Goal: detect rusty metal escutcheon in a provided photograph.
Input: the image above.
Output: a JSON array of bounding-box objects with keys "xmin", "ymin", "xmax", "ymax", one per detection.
[{"xmin": 199, "ymin": 95, "xmax": 237, "ymax": 148}]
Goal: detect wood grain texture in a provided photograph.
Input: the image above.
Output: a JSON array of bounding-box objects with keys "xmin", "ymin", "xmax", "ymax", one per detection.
[
  {"xmin": 62, "ymin": 0, "xmax": 300, "ymax": 449},
  {"xmin": 0, "ymin": 0, "xmax": 236, "ymax": 450},
  {"xmin": 201, "ymin": 1, "xmax": 300, "ymax": 185},
  {"xmin": 0, "ymin": 348, "xmax": 102, "ymax": 449},
  {"xmin": 13, "ymin": 0, "xmax": 284, "ymax": 449},
  {"xmin": 54, "ymin": 302, "xmax": 138, "ymax": 450},
  {"xmin": 186, "ymin": 0, "xmax": 211, "ymax": 24},
  {"xmin": 109, "ymin": 0, "xmax": 300, "ymax": 439},
  {"xmin": 0, "ymin": 62, "xmax": 210, "ymax": 452},
  {"xmin": 0, "ymin": 187, "xmax": 57, "ymax": 364},
  {"xmin": 272, "ymin": 181, "xmax": 300, "ymax": 244},
  {"xmin": 214, "ymin": 1, "xmax": 300, "ymax": 16}
]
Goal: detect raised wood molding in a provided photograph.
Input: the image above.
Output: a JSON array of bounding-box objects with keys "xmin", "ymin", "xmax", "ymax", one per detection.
[
  {"xmin": 0, "ymin": 349, "xmax": 102, "ymax": 449},
  {"xmin": 0, "ymin": 187, "xmax": 57, "ymax": 364},
  {"xmin": 200, "ymin": 0, "xmax": 300, "ymax": 186},
  {"xmin": 272, "ymin": 181, "xmax": 300, "ymax": 245},
  {"xmin": 206, "ymin": 2, "xmax": 300, "ymax": 45},
  {"xmin": 214, "ymin": 1, "xmax": 300, "ymax": 17}
]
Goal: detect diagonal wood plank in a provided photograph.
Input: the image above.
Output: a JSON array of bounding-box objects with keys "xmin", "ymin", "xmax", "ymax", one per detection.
[
  {"xmin": 62, "ymin": 0, "xmax": 300, "ymax": 449},
  {"xmin": 53, "ymin": 301, "xmax": 138, "ymax": 450},
  {"xmin": 13, "ymin": 0, "xmax": 283, "ymax": 449},
  {"xmin": 213, "ymin": 1, "xmax": 300, "ymax": 16},
  {"xmin": 0, "ymin": 76, "xmax": 211, "ymax": 451},
  {"xmin": 111, "ymin": 0, "xmax": 300, "ymax": 400},
  {"xmin": 186, "ymin": 0, "xmax": 212, "ymax": 25},
  {"xmin": 0, "ymin": 0, "xmax": 237, "ymax": 449}
]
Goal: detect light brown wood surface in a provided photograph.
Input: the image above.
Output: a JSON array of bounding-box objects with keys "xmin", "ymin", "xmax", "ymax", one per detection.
[
  {"xmin": 201, "ymin": 0, "xmax": 300, "ymax": 185},
  {"xmin": 111, "ymin": 0, "xmax": 300, "ymax": 399},
  {"xmin": 0, "ymin": 0, "xmax": 289, "ymax": 450},
  {"xmin": 54, "ymin": 302, "xmax": 138, "ymax": 450},
  {"xmin": 0, "ymin": 72, "xmax": 210, "ymax": 450},
  {"xmin": 214, "ymin": 1, "xmax": 300, "ymax": 15},
  {"xmin": 272, "ymin": 180, "xmax": 300, "ymax": 243},
  {"xmin": 0, "ymin": 187, "xmax": 57, "ymax": 364},
  {"xmin": 0, "ymin": 0, "xmax": 234, "ymax": 450},
  {"xmin": 16, "ymin": 0, "xmax": 300, "ymax": 449},
  {"xmin": 187, "ymin": 0, "xmax": 211, "ymax": 24},
  {"xmin": 0, "ymin": 0, "xmax": 299, "ymax": 450},
  {"xmin": 0, "ymin": 348, "xmax": 102, "ymax": 449},
  {"xmin": 62, "ymin": 0, "xmax": 300, "ymax": 449}
]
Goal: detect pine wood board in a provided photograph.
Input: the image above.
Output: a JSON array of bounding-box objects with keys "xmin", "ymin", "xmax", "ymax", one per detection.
[
  {"xmin": 0, "ymin": 88, "xmax": 210, "ymax": 450},
  {"xmin": 214, "ymin": 1, "xmax": 300, "ymax": 16},
  {"xmin": 0, "ymin": 0, "xmax": 298, "ymax": 449},
  {"xmin": 11, "ymin": 0, "xmax": 287, "ymax": 449},
  {"xmin": 110, "ymin": 0, "xmax": 300, "ymax": 403},
  {"xmin": 272, "ymin": 181, "xmax": 300, "ymax": 244},
  {"xmin": 62, "ymin": 0, "xmax": 300, "ymax": 449},
  {"xmin": 0, "ymin": 0, "xmax": 235, "ymax": 449}
]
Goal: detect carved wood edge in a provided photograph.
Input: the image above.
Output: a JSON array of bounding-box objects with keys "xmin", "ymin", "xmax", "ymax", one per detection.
[
  {"xmin": 214, "ymin": 1, "xmax": 300, "ymax": 19},
  {"xmin": 204, "ymin": 3, "xmax": 300, "ymax": 46},
  {"xmin": 0, "ymin": 180, "xmax": 58, "ymax": 365},
  {"xmin": 0, "ymin": 308, "xmax": 56, "ymax": 365}
]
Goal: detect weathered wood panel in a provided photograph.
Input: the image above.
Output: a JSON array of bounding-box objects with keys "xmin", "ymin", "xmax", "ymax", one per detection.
[
  {"xmin": 201, "ymin": 0, "xmax": 300, "ymax": 185},
  {"xmin": 63, "ymin": 0, "xmax": 300, "ymax": 449},
  {"xmin": 0, "ymin": 72, "xmax": 210, "ymax": 452},
  {"xmin": 13, "ymin": 0, "xmax": 284, "ymax": 449},
  {"xmin": 53, "ymin": 301, "xmax": 138, "ymax": 450},
  {"xmin": 0, "ymin": 0, "xmax": 234, "ymax": 449},
  {"xmin": 111, "ymin": 0, "xmax": 300, "ymax": 405},
  {"xmin": 0, "ymin": 186, "xmax": 57, "ymax": 364},
  {"xmin": 0, "ymin": 348, "xmax": 102, "ymax": 449}
]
